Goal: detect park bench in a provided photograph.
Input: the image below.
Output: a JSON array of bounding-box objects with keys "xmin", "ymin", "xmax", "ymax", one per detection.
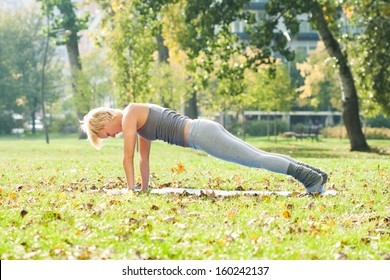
[{"xmin": 294, "ymin": 126, "xmax": 320, "ymax": 141}]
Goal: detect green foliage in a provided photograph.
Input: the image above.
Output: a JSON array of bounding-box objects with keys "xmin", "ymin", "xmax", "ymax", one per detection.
[
  {"xmin": 37, "ymin": 0, "xmax": 89, "ymax": 123},
  {"xmin": 245, "ymin": 63, "xmax": 295, "ymax": 112},
  {"xmin": 96, "ymin": 0, "xmax": 157, "ymax": 106},
  {"xmin": 296, "ymin": 42, "xmax": 342, "ymax": 111},
  {"xmin": 0, "ymin": 111, "xmax": 14, "ymax": 135},
  {"xmin": 50, "ymin": 113, "xmax": 79, "ymax": 134},
  {"xmin": 201, "ymin": 29, "xmax": 247, "ymax": 97},
  {"xmin": 73, "ymin": 49, "xmax": 113, "ymax": 113},
  {"xmin": 94, "ymin": 0, "xmax": 385, "ymax": 143},
  {"xmin": 0, "ymin": 8, "xmax": 62, "ymax": 126},
  {"xmin": 344, "ymin": 0, "xmax": 390, "ymax": 116},
  {"xmin": 148, "ymin": 62, "xmax": 188, "ymax": 109},
  {"xmin": 242, "ymin": 120, "xmax": 288, "ymax": 137},
  {"xmin": 37, "ymin": 0, "xmax": 89, "ymax": 45},
  {"xmin": 366, "ymin": 115, "xmax": 390, "ymax": 129}
]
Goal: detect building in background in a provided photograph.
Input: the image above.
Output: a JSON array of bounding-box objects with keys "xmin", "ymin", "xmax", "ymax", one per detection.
[{"xmin": 231, "ymin": 0, "xmax": 319, "ymax": 55}]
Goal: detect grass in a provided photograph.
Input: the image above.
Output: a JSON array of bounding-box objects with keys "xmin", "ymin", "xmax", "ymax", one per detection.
[{"xmin": 0, "ymin": 134, "xmax": 389, "ymax": 260}]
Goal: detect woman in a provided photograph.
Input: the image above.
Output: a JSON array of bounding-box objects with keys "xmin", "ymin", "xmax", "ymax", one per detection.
[{"xmin": 80, "ymin": 103, "xmax": 328, "ymax": 193}]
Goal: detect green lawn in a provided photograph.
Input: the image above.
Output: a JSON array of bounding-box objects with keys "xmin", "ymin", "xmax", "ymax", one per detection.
[{"xmin": 0, "ymin": 135, "xmax": 389, "ymax": 260}]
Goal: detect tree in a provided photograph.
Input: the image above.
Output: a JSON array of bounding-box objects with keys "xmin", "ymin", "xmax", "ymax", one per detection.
[
  {"xmin": 96, "ymin": 1, "xmax": 384, "ymax": 151},
  {"xmin": 296, "ymin": 42, "xmax": 342, "ymax": 111},
  {"xmin": 74, "ymin": 49, "xmax": 114, "ymax": 114},
  {"xmin": 37, "ymin": 0, "xmax": 89, "ymax": 122},
  {"xmin": 95, "ymin": 0, "xmax": 157, "ymax": 107},
  {"xmin": 136, "ymin": 0, "xmax": 376, "ymax": 151},
  {"xmin": 345, "ymin": 0, "xmax": 390, "ymax": 116},
  {"xmin": 237, "ymin": 0, "xmax": 371, "ymax": 151},
  {"xmin": 0, "ymin": 7, "xmax": 62, "ymax": 134},
  {"xmin": 159, "ymin": 0, "xmax": 200, "ymax": 117},
  {"xmin": 246, "ymin": 63, "xmax": 295, "ymax": 112},
  {"xmin": 304, "ymin": 1, "xmax": 369, "ymax": 151}
]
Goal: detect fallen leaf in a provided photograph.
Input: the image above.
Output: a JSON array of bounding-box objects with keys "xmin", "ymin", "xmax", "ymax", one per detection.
[
  {"xmin": 203, "ymin": 248, "xmax": 213, "ymax": 255},
  {"xmin": 232, "ymin": 175, "xmax": 243, "ymax": 185},
  {"xmin": 261, "ymin": 195, "xmax": 271, "ymax": 201},
  {"xmin": 49, "ymin": 176, "xmax": 56, "ymax": 184},
  {"xmin": 86, "ymin": 203, "xmax": 94, "ymax": 209},
  {"xmin": 361, "ymin": 237, "xmax": 372, "ymax": 244},
  {"xmin": 77, "ymin": 251, "xmax": 90, "ymax": 260},
  {"xmin": 321, "ymin": 225, "xmax": 330, "ymax": 232},
  {"xmin": 282, "ymin": 210, "xmax": 291, "ymax": 218},
  {"xmin": 218, "ymin": 238, "xmax": 228, "ymax": 246},
  {"xmin": 250, "ymin": 234, "xmax": 260, "ymax": 243},
  {"xmin": 43, "ymin": 212, "xmax": 61, "ymax": 220},
  {"xmin": 128, "ymin": 218, "xmax": 138, "ymax": 225},
  {"xmin": 335, "ymin": 240, "xmax": 348, "ymax": 248},
  {"xmin": 239, "ymin": 196, "xmax": 251, "ymax": 202},
  {"xmin": 20, "ymin": 209, "xmax": 28, "ymax": 218},
  {"xmin": 291, "ymin": 191, "xmax": 301, "ymax": 197},
  {"xmin": 109, "ymin": 199, "xmax": 120, "ymax": 205},
  {"xmin": 171, "ymin": 162, "xmax": 185, "ymax": 174},
  {"xmin": 335, "ymin": 252, "xmax": 348, "ymax": 260},
  {"xmin": 163, "ymin": 216, "xmax": 178, "ymax": 223},
  {"xmin": 227, "ymin": 211, "xmax": 236, "ymax": 218},
  {"xmin": 304, "ymin": 201, "xmax": 315, "ymax": 209}
]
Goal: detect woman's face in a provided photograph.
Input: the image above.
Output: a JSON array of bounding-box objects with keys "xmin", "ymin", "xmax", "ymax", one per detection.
[{"xmin": 97, "ymin": 119, "xmax": 121, "ymax": 139}]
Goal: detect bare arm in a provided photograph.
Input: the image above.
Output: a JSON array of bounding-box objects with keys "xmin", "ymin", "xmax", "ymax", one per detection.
[
  {"xmin": 138, "ymin": 136, "xmax": 151, "ymax": 191},
  {"xmin": 122, "ymin": 109, "xmax": 137, "ymax": 190}
]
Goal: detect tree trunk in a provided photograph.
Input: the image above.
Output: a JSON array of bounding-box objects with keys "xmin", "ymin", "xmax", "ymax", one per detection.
[
  {"xmin": 57, "ymin": 0, "xmax": 86, "ymax": 138},
  {"xmin": 156, "ymin": 33, "xmax": 169, "ymax": 63},
  {"xmin": 156, "ymin": 33, "xmax": 171, "ymax": 107},
  {"xmin": 311, "ymin": 4, "xmax": 370, "ymax": 151},
  {"xmin": 31, "ymin": 110, "xmax": 36, "ymax": 135},
  {"xmin": 31, "ymin": 97, "xmax": 38, "ymax": 135},
  {"xmin": 184, "ymin": 91, "xmax": 198, "ymax": 119},
  {"xmin": 66, "ymin": 38, "xmax": 87, "ymax": 139}
]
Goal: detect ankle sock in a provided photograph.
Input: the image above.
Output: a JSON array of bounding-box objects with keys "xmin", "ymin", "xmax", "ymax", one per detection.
[
  {"xmin": 287, "ymin": 163, "xmax": 323, "ymax": 193},
  {"xmin": 298, "ymin": 162, "xmax": 328, "ymax": 185}
]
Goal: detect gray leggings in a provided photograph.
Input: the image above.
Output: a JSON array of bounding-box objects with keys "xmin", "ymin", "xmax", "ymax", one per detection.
[{"xmin": 186, "ymin": 119, "xmax": 298, "ymax": 174}]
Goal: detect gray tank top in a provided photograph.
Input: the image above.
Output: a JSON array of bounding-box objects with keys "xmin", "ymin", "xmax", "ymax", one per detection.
[{"xmin": 137, "ymin": 104, "xmax": 189, "ymax": 147}]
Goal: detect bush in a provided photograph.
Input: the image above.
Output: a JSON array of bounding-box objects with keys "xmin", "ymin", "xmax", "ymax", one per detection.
[
  {"xmin": 0, "ymin": 111, "xmax": 15, "ymax": 134},
  {"xmin": 50, "ymin": 113, "xmax": 79, "ymax": 134},
  {"xmin": 366, "ymin": 115, "xmax": 390, "ymax": 128},
  {"xmin": 239, "ymin": 120, "xmax": 289, "ymax": 137},
  {"xmin": 321, "ymin": 126, "xmax": 390, "ymax": 139}
]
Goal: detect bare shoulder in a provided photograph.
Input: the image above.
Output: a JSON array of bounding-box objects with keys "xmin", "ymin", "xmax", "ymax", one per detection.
[
  {"xmin": 122, "ymin": 103, "xmax": 150, "ymax": 129},
  {"xmin": 123, "ymin": 103, "xmax": 148, "ymax": 114}
]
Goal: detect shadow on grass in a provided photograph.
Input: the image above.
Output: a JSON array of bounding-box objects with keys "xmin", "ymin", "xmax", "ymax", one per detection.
[{"xmin": 248, "ymin": 138, "xmax": 390, "ymax": 159}]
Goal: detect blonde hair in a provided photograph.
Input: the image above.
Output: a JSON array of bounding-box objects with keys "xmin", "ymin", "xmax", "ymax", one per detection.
[{"xmin": 80, "ymin": 107, "xmax": 122, "ymax": 149}]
